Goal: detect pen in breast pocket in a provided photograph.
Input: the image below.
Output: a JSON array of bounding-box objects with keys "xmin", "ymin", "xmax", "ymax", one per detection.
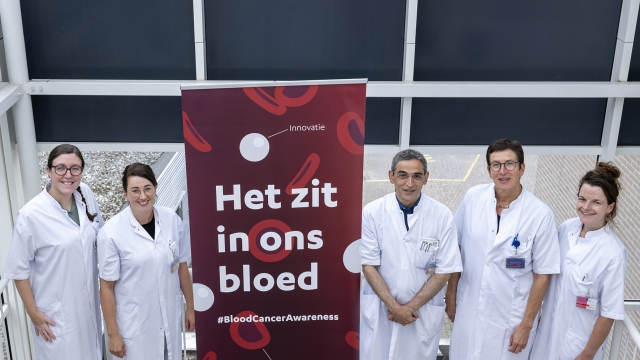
[{"xmin": 582, "ymin": 273, "xmax": 588, "ymax": 282}]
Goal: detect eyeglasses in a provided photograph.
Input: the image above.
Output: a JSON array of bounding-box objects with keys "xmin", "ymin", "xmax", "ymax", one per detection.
[
  {"xmin": 394, "ymin": 172, "xmax": 426, "ymax": 182},
  {"xmin": 128, "ymin": 186, "xmax": 156, "ymax": 198},
  {"xmin": 52, "ymin": 165, "xmax": 83, "ymax": 176},
  {"xmin": 489, "ymin": 161, "xmax": 520, "ymax": 172}
]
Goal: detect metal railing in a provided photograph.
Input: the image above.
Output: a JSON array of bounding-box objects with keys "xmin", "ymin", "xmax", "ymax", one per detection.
[
  {"xmin": 0, "ymin": 278, "xmax": 11, "ymax": 360},
  {"xmin": 608, "ymin": 301, "xmax": 640, "ymax": 360}
]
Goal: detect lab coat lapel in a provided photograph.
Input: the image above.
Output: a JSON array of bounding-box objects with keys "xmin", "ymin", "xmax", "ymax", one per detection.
[
  {"xmin": 154, "ymin": 206, "xmax": 162, "ymax": 241},
  {"xmin": 563, "ymin": 223, "xmax": 581, "ymax": 264},
  {"xmin": 490, "ymin": 189, "xmax": 525, "ymax": 255},
  {"xmin": 388, "ymin": 195, "xmax": 408, "ymax": 238},
  {"xmin": 74, "ymin": 191, "xmax": 86, "ymax": 230},
  {"xmin": 127, "ymin": 206, "xmax": 155, "ymax": 242},
  {"xmin": 484, "ymin": 192, "xmax": 498, "ymax": 258}
]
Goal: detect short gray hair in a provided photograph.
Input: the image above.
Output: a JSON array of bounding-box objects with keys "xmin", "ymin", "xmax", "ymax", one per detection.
[{"xmin": 391, "ymin": 149, "xmax": 427, "ymax": 174}]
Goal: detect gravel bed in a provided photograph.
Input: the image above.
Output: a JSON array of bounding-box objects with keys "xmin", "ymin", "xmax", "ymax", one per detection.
[{"xmin": 38, "ymin": 151, "xmax": 162, "ymax": 221}]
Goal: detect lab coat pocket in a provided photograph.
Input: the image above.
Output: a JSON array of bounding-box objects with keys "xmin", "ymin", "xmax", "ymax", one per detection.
[
  {"xmin": 503, "ymin": 236, "xmax": 534, "ymax": 269},
  {"xmin": 413, "ymin": 245, "xmax": 438, "ymax": 269},
  {"xmin": 360, "ymin": 294, "xmax": 379, "ymax": 330},
  {"xmin": 36, "ymin": 302, "xmax": 65, "ymax": 337},
  {"xmin": 116, "ymin": 304, "xmax": 140, "ymax": 341},
  {"xmin": 569, "ymin": 268, "xmax": 599, "ymax": 300},
  {"xmin": 559, "ymin": 328, "xmax": 589, "ymax": 360},
  {"xmin": 419, "ymin": 303, "xmax": 445, "ymax": 339}
]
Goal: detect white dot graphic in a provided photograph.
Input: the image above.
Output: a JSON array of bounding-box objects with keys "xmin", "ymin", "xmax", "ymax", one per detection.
[
  {"xmin": 343, "ymin": 239, "xmax": 361, "ymax": 274},
  {"xmin": 193, "ymin": 283, "xmax": 214, "ymax": 312},
  {"xmin": 240, "ymin": 133, "xmax": 270, "ymax": 162}
]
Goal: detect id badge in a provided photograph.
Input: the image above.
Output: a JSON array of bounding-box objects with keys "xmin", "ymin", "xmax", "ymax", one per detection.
[
  {"xmin": 506, "ymin": 257, "xmax": 525, "ymax": 269},
  {"xmin": 426, "ymin": 264, "xmax": 436, "ymax": 275},
  {"xmin": 576, "ymin": 296, "xmax": 597, "ymax": 310},
  {"xmin": 171, "ymin": 257, "xmax": 179, "ymax": 273}
]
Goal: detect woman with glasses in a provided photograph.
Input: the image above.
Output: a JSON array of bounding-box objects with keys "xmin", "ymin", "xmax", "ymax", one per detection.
[
  {"xmin": 3, "ymin": 144, "xmax": 104, "ymax": 359},
  {"xmin": 530, "ymin": 162, "xmax": 628, "ymax": 360},
  {"xmin": 97, "ymin": 163, "xmax": 194, "ymax": 359}
]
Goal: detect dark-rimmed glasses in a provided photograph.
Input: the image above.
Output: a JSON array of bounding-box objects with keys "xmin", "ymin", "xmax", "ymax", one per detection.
[
  {"xmin": 489, "ymin": 161, "xmax": 519, "ymax": 172},
  {"xmin": 52, "ymin": 165, "xmax": 83, "ymax": 176}
]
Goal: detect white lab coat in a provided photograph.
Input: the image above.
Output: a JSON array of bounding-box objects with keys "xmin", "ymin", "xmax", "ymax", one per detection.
[
  {"xmin": 449, "ymin": 184, "xmax": 560, "ymax": 360},
  {"xmin": 97, "ymin": 205, "xmax": 190, "ymax": 360},
  {"xmin": 360, "ymin": 193, "xmax": 463, "ymax": 360},
  {"xmin": 530, "ymin": 218, "xmax": 627, "ymax": 360},
  {"xmin": 3, "ymin": 183, "xmax": 103, "ymax": 360}
]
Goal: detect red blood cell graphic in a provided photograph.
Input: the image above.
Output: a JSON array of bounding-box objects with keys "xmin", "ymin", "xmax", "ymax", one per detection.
[
  {"xmin": 336, "ymin": 111, "xmax": 365, "ymax": 155},
  {"xmin": 183, "ymin": 111, "xmax": 212, "ymax": 152},
  {"xmin": 285, "ymin": 153, "xmax": 320, "ymax": 195},
  {"xmin": 243, "ymin": 88, "xmax": 287, "ymax": 115},
  {"xmin": 243, "ymin": 86, "xmax": 318, "ymax": 115},
  {"xmin": 230, "ymin": 310, "xmax": 271, "ymax": 350},
  {"xmin": 248, "ymin": 219, "xmax": 293, "ymax": 262},
  {"xmin": 274, "ymin": 85, "xmax": 318, "ymax": 107},
  {"xmin": 202, "ymin": 351, "xmax": 217, "ymax": 360},
  {"xmin": 345, "ymin": 331, "xmax": 359, "ymax": 350}
]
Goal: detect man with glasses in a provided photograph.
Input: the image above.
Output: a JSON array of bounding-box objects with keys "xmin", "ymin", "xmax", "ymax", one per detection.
[
  {"xmin": 446, "ymin": 138, "xmax": 560, "ymax": 359},
  {"xmin": 360, "ymin": 149, "xmax": 463, "ymax": 360}
]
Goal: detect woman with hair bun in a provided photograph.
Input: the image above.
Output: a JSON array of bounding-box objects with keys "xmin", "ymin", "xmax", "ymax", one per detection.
[
  {"xmin": 2, "ymin": 144, "xmax": 104, "ymax": 359},
  {"xmin": 98, "ymin": 162, "xmax": 194, "ymax": 359},
  {"xmin": 530, "ymin": 162, "xmax": 628, "ymax": 360}
]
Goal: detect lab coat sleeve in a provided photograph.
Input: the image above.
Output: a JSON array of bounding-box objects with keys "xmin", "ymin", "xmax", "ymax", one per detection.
[
  {"xmin": 435, "ymin": 212, "xmax": 463, "ymax": 274},
  {"xmin": 2, "ymin": 220, "xmax": 36, "ymax": 280},
  {"xmin": 598, "ymin": 249, "xmax": 628, "ymax": 320},
  {"xmin": 177, "ymin": 216, "xmax": 191, "ymax": 263},
  {"xmin": 531, "ymin": 211, "xmax": 561, "ymax": 274},
  {"xmin": 453, "ymin": 194, "xmax": 467, "ymax": 246},
  {"xmin": 360, "ymin": 205, "xmax": 381, "ymax": 266},
  {"xmin": 97, "ymin": 229, "xmax": 120, "ymax": 281}
]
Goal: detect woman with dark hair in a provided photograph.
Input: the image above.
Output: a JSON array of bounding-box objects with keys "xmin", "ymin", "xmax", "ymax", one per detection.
[
  {"xmin": 98, "ymin": 162, "xmax": 194, "ymax": 359},
  {"xmin": 530, "ymin": 162, "xmax": 628, "ymax": 360},
  {"xmin": 3, "ymin": 144, "xmax": 103, "ymax": 359}
]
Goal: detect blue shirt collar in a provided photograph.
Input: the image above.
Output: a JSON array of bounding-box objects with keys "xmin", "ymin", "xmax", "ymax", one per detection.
[{"xmin": 396, "ymin": 193, "xmax": 421, "ymax": 214}]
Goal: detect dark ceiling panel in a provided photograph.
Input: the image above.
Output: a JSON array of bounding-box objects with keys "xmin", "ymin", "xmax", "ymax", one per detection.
[
  {"xmin": 32, "ymin": 96, "xmax": 183, "ymax": 143},
  {"xmin": 414, "ymin": 1, "xmax": 622, "ymax": 81},
  {"xmin": 205, "ymin": 0, "xmax": 405, "ymax": 82},
  {"xmin": 619, "ymin": 99, "xmax": 640, "ymax": 146},
  {"xmin": 620, "ymin": 9, "xmax": 640, "ymax": 146},
  {"xmin": 21, "ymin": 0, "xmax": 195, "ymax": 80},
  {"xmin": 364, "ymin": 98, "xmax": 401, "ymax": 145},
  {"xmin": 410, "ymin": 98, "xmax": 606, "ymax": 146}
]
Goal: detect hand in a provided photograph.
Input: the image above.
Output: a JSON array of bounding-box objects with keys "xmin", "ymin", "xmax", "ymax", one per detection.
[
  {"xmin": 508, "ymin": 323, "xmax": 532, "ymax": 354},
  {"xmin": 387, "ymin": 304, "xmax": 419, "ymax": 326},
  {"xmin": 109, "ymin": 334, "xmax": 127, "ymax": 358},
  {"xmin": 445, "ymin": 292, "xmax": 456, "ymax": 322},
  {"xmin": 185, "ymin": 307, "xmax": 196, "ymax": 331},
  {"xmin": 31, "ymin": 311, "xmax": 56, "ymax": 342},
  {"xmin": 575, "ymin": 352, "xmax": 595, "ymax": 360}
]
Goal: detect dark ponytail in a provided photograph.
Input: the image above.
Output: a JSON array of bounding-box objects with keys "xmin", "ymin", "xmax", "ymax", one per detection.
[{"xmin": 76, "ymin": 186, "xmax": 97, "ymax": 222}]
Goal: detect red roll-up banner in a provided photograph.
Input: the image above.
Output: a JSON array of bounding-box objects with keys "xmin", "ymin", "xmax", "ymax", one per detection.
[{"xmin": 181, "ymin": 80, "xmax": 366, "ymax": 360}]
